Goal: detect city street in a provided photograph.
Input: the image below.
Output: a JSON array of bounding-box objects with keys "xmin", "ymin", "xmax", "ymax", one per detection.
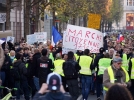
[{"xmin": 78, "ymin": 95, "xmax": 104, "ymax": 100}]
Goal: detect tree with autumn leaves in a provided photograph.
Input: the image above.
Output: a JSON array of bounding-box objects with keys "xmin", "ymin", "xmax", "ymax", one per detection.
[
  {"xmin": 44, "ymin": 0, "xmax": 122, "ymax": 32},
  {"xmin": 6, "ymin": 0, "xmax": 123, "ymax": 37}
]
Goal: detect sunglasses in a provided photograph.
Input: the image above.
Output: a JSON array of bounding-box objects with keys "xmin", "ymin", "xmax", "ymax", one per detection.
[{"xmin": 117, "ymin": 63, "xmax": 122, "ymax": 65}]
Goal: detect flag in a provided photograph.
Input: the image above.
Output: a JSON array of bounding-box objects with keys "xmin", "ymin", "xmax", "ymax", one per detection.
[
  {"xmin": 117, "ymin": 34, "xmax": 124, "ymax": 42},
  {"xmin": 51, "ymin": 26, "xmax": 62, "ymax": 46}
]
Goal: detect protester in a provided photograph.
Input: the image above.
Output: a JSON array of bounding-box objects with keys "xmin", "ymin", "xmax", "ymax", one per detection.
[
  {"xmin": 37, "ymin": 49, "xmax": 53, "ymax": 87},
  {"xmin": 13, "ymin": 53, "xmax": 30, "ymax": 100},
  {"xmin": 105, "ymin": 84, "xmax": 133, "ymax": 100},
  {"xmin": 33, "ymin": 72, "xmax": 72, "ymax": 100},
  {"xmin": 103, "ymin": 57, "xmax": 131, "ymax": 94},
  {"xmin": 63, "ymin": 51, "xmax": 81, "ymax": 100},
  {"xmin": 78, "ymin": 49, "xmax": 93, "ymax": 100}
]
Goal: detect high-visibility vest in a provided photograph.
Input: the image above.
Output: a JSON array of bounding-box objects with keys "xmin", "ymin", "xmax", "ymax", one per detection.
[
  {"xmin": 104, "ymin": 66, "xmax": 129, "ymax": 91},
  {"xmin": 79, "ymin": 55, "xmax": 92, "ymax": 75},
  {"xmin": 53, "ymin": 59, "xmax": 65, "ymax": 76},
  {"xmin": 25, "ymin": 63, "xmax": 29, "ymax": 68},
  {"xmin": 92, "ymin": 54, "xmax": 96, "ymax": 64},
  {"xmin": 10, "ymin": 58, "xmax": 17, "ymax": 69},
  {"xmin": 49, "ymin": 53, "xmax": 54, "ymax": 62},
  {"xmin": 98, "ymin": 58, "xmax": 111, "ymax": 75},
  {"xmin": 74, "ymin": 54, "xmax": 79, "ymax": 62},
  {"xmin": 122, "ymin": 54, "xmax": 129, "ymax": 71},
  {"xmin": 130, "ymin": 58, "xmax": 134, "ymax": 79}
]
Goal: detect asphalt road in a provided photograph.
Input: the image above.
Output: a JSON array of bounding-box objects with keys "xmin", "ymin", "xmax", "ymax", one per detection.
[
  {"xmin": 18, "ymin": 94, "xmax": 104, "ymax": 100},
  {"xmin": 77, "ymin": 95, "xmax": 104, "ymax": 100}
]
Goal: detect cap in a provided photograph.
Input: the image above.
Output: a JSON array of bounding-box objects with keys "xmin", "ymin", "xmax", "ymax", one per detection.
[
  {"xmin": 113, "ymin": 57, "xmax": 122, "ymax": 62},
  {"xmin": 46, "ymin": 73, "xmax": 62, "ymax": 91},
  {"xmin": 99, "ymin": 47, "xmax": 105, "ymax": 53}
]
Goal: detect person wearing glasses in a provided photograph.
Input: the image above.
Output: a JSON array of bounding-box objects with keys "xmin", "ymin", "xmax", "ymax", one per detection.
[{"xmin": 103, "ymin": 57, "xmax": 131, "ymax": 96}]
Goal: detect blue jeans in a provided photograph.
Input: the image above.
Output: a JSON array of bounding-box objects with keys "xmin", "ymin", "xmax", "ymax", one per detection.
[
  {"xmin": 81, "ymin": 75, "xmax": 92, "ymax": 100},
  {"xmin": 33, "ymin": 77, "xmax": 40, "ymax": 91}
]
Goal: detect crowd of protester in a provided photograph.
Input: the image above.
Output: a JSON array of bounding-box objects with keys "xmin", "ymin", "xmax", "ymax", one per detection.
[{"xmin": 0, "ymin": 32, "xmax": 134, "ymax": 100}]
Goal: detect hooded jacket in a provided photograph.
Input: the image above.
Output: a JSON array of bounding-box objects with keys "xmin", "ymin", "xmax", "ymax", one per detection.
[
  {"xmin": 33, "ymin": 92, "xmax": 72, "ymax": 100},
  {"xmin": 37, "ymin": 56, "xmax": 53, "ymax": 83},
  {"xmin": 33, "ymin": 52, "xmax": 41, "ymax": 77},
  {"xmin": 13, "ymin": 60, "xmax": 27, "ymax": 81}
]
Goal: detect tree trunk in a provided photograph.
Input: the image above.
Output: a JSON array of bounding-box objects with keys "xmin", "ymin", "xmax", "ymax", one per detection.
[
  {"xmin": 6, "ymin": 0, "xmax": 11, "ymax": 30},
  {"xmin": 52, "ymin": 10, "xmax": 55, "ymax": 26},
  {"xmin": 72, "ymin": 17, "xmax": 75, "ymax": 25},
  {"xmin": 83, "ymin": 15, "xmax": 87, "ymax": 27},
  {"xmin": 35, "ymin": 2, "xmax": 39, "ymax": 32},
  {"xmin": 24, "ymin": 0, "xmax": 30, "ymax": 38},
  {"xmin": 101, "ymin": 20, "xmax": 104, "ymax": 33},
  {"xmin": 59, "ymin": 21, "xmax": 62, "ymax": 33}
]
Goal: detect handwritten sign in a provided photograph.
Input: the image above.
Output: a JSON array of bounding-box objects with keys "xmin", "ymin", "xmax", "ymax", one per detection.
[
  {"xmin": 63, "ymin": 24, "xmax": 103, "ymax": 53},
  {"xmin": 87, "ymin": 13, "xmax": 101, "ymax": 29},
  {"xmin": 34, "ymin": 32, "xmax": 47, "ymax": 42},
  {"xmin": 27, "ymin": 34, "xmax": 36, "ymax": 44},
  {"xmin": 6, "ymin": 36, "xmax": 15, "ymax": 43}
]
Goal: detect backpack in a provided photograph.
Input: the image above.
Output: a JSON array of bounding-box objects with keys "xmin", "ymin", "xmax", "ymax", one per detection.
[
  {"xmin": 10, "ymin": 64, "xmax": 21, "ymax": 81},
  {"xmin": 63, "ymin": 60, "xmax": 78, "ymax": 79}
]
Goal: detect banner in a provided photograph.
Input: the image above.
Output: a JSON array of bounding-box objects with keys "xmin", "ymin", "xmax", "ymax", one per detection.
[
  {"xmin": 87, "ymin": 13, "xmax": 101, "ymax": 29},
  {"xmin": 27, "ymin": 34, "xmax": 36, "ymax": 44},
  {"xmin": 6, "ymin": 36, "xmax": 15, "ymax": 43},
  {"xmin": 63, "ymin": 24, "xmax": 103, "ymax": 53},
  {"xmin": 34, "ymin": 32, "xmax": 47, "ymax": 42}
]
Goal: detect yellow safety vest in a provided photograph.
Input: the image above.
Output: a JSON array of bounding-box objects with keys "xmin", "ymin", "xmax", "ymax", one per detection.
[
  {"xmin": 10, "ymin": 58, "xmax": 17, "ymax": 69},
  {"xmin": 122, "ymin": 54, "xmax": 129, "ymax": 71},
  {"xmin": 49, "ymin": 53, "xmax": 54, "ymax": 62},
  {"xmin": 74, "ymin": 54, "xmax": 79, "ymax": 62},
  {"xmin": 53, "ymin": 59, "xmax": 65, "ymax": 76},
  {"xmin": 104, "ymin": 66, "xmax": 129, "ymax": 91},
  {"xmin": 25, "ymin": 63, "xmax": 29, "ymax": 68},
  {"xmin": 79, "ymin": 55, "xmax": 92, "ymax": 75},
  {"xmin": 98, "ymin": 58, "xmax": 111, "ymax": 75},
  {"xmin": 130, "ymin": 58, "xmax": 134, "ymax": 79},
  {"xmin": 92, "ymin": 54, "xmax": 96, "ymax": 64}
]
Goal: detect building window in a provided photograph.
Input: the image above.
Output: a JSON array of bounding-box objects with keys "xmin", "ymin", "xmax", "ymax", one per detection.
[{"xmin": 127, "ymin": 0, "xmax": 134, "ymax": 6}]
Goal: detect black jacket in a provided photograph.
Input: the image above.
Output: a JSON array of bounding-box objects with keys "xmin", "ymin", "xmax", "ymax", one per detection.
[
  {"xmin": 63, "ymin": 59, "xmax": 81, "ymax": 79},
  {"xmin": 13, "ymin": 60, "xmax": 27, "ymax": 81},
  {"xmin": 27, "ymin": 60, "xmax": 34, "ymax": 79},
  {"xmin": 1, "ymin": 54, "xmax": 12, "ymax": 71},
  {"xmin": 37, "ymin": 56, "xmax": 53, "ymax": 83},
  {"xmin": 33, "ymin": 52, "xmax": 41, "ymax": 77},
  {"xmin": 33, "ymin": 92, "xmax": 72, "ymax": 100},
  {"xmin": 93, "ymin": 53, "xmax": 104, "ymax": 72},
  {"xmin": 22, "ymin": 53, "xmax": 29, "ymax": 63}
]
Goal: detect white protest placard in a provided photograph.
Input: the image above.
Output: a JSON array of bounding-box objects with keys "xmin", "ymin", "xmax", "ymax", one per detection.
[
  {"xmin": 34, "ymin": 32, "xmax": 47, "ymax": 42},
  {"xmin": 0, "ymin": 13, "xmax": 6, "ymax": 23},
  {"xmin": 27, "ymin": 34, "xmax": 36, "ymax": 44},
  {"xmin": 63, "ymin": 24, "xmax": 103, "ymax": 53},
  {"xmin": 6, "ymin": 36, "xmax": 15, "ymax": 43},
  {"xmin": 62, "ymin": 47, "xmax": 76, "ymax": 54}
]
